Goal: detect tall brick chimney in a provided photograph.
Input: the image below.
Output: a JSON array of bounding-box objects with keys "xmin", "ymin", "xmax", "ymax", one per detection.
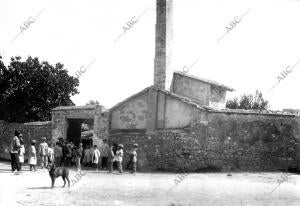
[{"xmin": 154, "ymin": 0, "xmax": 173, "ymax": 90}]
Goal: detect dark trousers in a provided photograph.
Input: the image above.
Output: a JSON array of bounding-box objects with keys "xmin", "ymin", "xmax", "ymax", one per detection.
[
  {"xmin": 101, "ymin": 157, "xmax": 108, "ymax": 169},
  {"xmin": 10, "ymin": 153, "xmax": 20, "ymax": 172}
]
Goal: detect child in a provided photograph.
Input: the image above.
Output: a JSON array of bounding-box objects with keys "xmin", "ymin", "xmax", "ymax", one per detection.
[
  {"xmin": 47, "ymin": 143, "xmax": 54, "ymax": 165},
  {"xmin": 89, "ymin": 145, "xmax": 94, "ymax": 167},
  {"xmin": 92, "ymin": 145, "xmax": 100, "ymax": 171},
  {"xmin": 131, "ymin": 143, "xmax": 138, "ymax": 173},
  {"xmin": 75, "ymin": 143, "xmax": 83, "ymax": 171},
  {"xmin": 54, "ymin": 142, "xmax": 63, "ymax": 167},
  {"xmin": 71, "ymin": 146, "xmax": 77, "ymax": 167},
  {"xmin": 39, "ymin": 137, "xmax": 48, "ymax": 169},
  {"xmin": 116, "ymin": 144, "xmax": 124, "ymax": 173},
  {"xmin": 100, "ymin": 139, "xmax": 109, "ymax": 170},
  {"xmin": 19, "ymin": 140, "xmax": 25, "ymax": 171},
  {"xmin": 83, "ymin": 145, "xmax": 91, "ymax": 168},
  {"xmin": 29, "ymin": 140, "xmax": 37, "ymax": 171},
  {"xmin": 66, "ymin": 142, "xmax": 73, "ymax": 167},
  {"xmin": 108, "ymin": 145, "xmax": 115, "ymax": 173}
]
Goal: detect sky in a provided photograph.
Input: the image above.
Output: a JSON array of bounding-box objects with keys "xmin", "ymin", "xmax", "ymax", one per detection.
[{"xmin": 1, "ymin": 0, "xmax": 300, "ymax": 110}]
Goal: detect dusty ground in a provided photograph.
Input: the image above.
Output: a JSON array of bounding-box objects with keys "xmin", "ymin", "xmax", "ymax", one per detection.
[{"xmin": 0, "ymin": 162, "xmax": 299, "ymax": 206}]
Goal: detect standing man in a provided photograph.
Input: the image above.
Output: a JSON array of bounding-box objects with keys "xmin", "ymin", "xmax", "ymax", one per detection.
[
  {"xmin": 39, "ymin": 137, "xmax": 48, "ymax": 169},
  {"xmin": 10, "ymin": 131, "xmax": 21, "ymax": 174},
  {"xmin": 100, "ymin": 139, "xmax": 109, "ymax": 170}
]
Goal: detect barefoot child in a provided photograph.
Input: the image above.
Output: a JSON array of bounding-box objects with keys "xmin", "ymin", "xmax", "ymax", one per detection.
[
  {"xmin": 116, "ymin": 144, "xmax": 124, "ymax": 173},
  {"xmin": 131, "ymin": 143, "xmax": 138, "ymax": 173},
  {"xmin": 92, "ymin": 145, "xmax": 100, "ymax": 171}
]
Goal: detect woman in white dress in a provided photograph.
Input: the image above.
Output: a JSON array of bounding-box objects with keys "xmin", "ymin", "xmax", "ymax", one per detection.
[
  {"xmin": 19, "ymin": 140, "xmax": 25, "ymax": 171},
  {"xmin": 29, "ymin": 140, "xmax": 37, "ymax": 171}
]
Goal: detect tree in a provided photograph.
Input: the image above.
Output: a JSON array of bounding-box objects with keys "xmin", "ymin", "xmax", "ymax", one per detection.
[
  {"xmin": 0, "ymin": 56, "xmax": 79, "ymax": 122},
  {"xmin": 86, "ymin": 100, "xmax": 100, "ymax": 105},
  {"xmin": 86, "ymin": 100, "xmax": 106, "ymax": 111},
  {"xmin": 226, "ymin": 90, "xmax": 269, "ymax": 111}
]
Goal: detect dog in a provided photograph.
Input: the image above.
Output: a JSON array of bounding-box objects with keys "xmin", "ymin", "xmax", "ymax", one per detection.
[{"xmin": 48, "ymin": 164, "xmax": 70, "ymax": 188}]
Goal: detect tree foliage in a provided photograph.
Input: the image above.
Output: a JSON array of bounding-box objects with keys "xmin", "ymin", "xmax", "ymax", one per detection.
[
  {"xmin": 226, "ymin": 90, "xmax": 269, "ymax": 111},
  {"xmin": 86, "ymin": 100, "xmax": 100, "ymax": 105},
  {"xmin": 0, "ymin": 56, "xmax": 79, "ymax": 122}
]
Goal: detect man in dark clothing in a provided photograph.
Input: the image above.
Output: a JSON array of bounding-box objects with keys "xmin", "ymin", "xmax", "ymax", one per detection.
[{"xmin": 10, "ymin": 130, "xmax": 21, "ymax": 173}]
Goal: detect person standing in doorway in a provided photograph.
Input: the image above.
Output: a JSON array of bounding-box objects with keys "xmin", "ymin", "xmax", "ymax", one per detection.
[
  {"xmin": 100, "ymin": 139, "xmax": 109, "ymax": 170},
  {"xmin": 10, "ymin": 131, "xmax": 21, "ymax": 174},
  {"xmin": 39, "ymin": 137, "xmax": 48, "ymax": 169}
]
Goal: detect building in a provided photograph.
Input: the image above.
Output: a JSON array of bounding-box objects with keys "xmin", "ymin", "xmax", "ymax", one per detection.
[{"xmin": 50, "ymin": 0, "xmax": 300, "ymax": 172}]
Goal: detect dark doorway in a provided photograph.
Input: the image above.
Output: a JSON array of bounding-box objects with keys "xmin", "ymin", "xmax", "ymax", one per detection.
[{"xmin": 66, "ymin": 118, "xmax": 94, "ymax": 147}]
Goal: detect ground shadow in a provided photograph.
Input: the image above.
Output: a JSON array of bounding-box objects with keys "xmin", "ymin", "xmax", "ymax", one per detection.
[
  {"xmin": 27, "ymin": 186, "xmax": 53, "ymax": 190},
  {"xmin": 0, "ymin": 169, "xmax": 13, "ymax": 173}
]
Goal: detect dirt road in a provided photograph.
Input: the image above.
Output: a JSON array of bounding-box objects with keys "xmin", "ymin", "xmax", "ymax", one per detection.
[{"xmin": 0, "ymin": 162, "xmax": 299, "ymax": 206}]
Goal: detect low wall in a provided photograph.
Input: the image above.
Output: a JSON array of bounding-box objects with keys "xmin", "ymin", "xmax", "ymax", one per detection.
[
  {"xmin": 109, "ymin": 111, "xmax": 300, "ymax": 172},
  {"xmin": 0, "ymin": 120, "xmax": 52, "ymax": 162}
]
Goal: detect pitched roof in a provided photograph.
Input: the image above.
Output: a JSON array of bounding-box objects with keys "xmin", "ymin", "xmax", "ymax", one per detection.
[
  {"xmin": 173, "ymin": 71, "xmax": 235, "ymax": 91},
  {"xmin": 110, "ymin": 87, "xmax": 150, "ymax": 111},
  {"xmin": 151, "ymin": 86, "xmax": 210, "ymax": 111},
  {"xmin": 110, "ymin": 86, "xmax": 211, "ymax": 112}
]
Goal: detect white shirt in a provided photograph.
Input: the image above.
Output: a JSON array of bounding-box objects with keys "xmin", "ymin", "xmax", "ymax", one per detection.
[{"xmin": 116, "ymin": 149, "xmax": 123, "ymax": 162}]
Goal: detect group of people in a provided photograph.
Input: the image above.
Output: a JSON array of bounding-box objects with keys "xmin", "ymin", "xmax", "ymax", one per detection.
[
  {"xmin": 10, "ymin": 130, "xmax": 139, "ymax": 174},
  {"xmin": 10, "ymin": 130, "xmax": 50, "ymax": 173}
]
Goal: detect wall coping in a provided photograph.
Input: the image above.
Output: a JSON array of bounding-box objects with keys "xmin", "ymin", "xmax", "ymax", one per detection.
[
  {"xmin": 0, "ymin": 120, "xmax": 52, "ymax": 125},
  {"xmin": 208, "ymin": 109, "xmax": 297, "ymax": 117},
  {"xmin": 52, "ymin": 105, "xmax": 97, "ymax": 111}
]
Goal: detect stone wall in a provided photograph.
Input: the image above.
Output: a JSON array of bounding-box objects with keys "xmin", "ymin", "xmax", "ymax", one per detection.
[
  {"xmin": 205, "ymin": 112, "xmax": 300, "ymax": 171},
  {"xmin": 0, "ymin": 120, "xmax": 52, "ymax": 162},
  {"xmin": 52, "ymin": 106, "xmax": 97, "ymax": 142},
  {"xmin": 109, "ymin": 111, "xmax": 300, "ymax": 172},
  {"xmin": 111, "ymin": 94, "xmax": 148, "ymax": 129}
]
